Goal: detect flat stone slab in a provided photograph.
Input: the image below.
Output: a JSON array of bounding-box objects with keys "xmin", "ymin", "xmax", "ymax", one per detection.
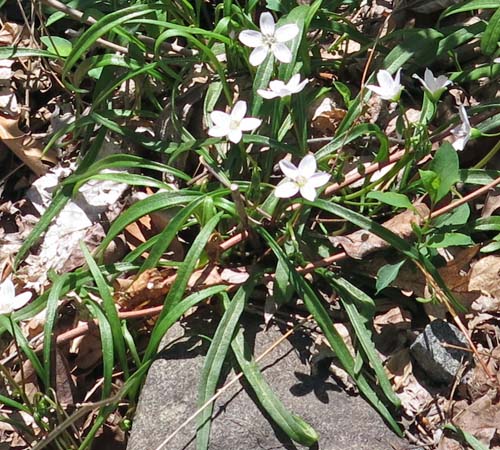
[{"xmin": 128, "ymin": 308, "xmax": 407, "ymax": 450}]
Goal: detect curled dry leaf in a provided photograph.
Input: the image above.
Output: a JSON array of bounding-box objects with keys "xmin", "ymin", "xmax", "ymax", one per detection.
[
  {"xmin": 0, "ymin": 115, "xmax": 53, "ymax": 175},
  {"xmin": 331, "ymin": 203, "xmax": 430, "ymax": 259}
]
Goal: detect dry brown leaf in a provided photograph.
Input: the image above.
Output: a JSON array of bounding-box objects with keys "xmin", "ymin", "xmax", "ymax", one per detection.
[
  {"xmin": 468, "ymin": 255, "xmax": 500, "ymax": 300},
  {"xmin": 448, "ymin": 390, "xmax": 500, "ymax": 448},
  {"xmin": 0, "ymin": 115, "xmax": 54, "ymax": 175},
  {"xmin": 114, "ymin": 268, "xmax": 176, "ymax": 311},
  {"xmin": 73, "ymin": 323, "xmax": 103, "ymax": 371},
  {"xmin": 53, "ymin": 347, "xmax": 76, "ymax": 408},
  {"xmin": 331, "ymin": 203, "xmax": 430, "ymax": 259},
  {"xmin": 482, "ymin": 189, "xmax": 500, "ymax": 218}
]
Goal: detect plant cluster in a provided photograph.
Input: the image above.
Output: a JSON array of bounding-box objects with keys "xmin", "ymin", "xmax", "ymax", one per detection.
[{"xmin": 0, "ymin": 1, "xmax": 499, "ymax": 449}]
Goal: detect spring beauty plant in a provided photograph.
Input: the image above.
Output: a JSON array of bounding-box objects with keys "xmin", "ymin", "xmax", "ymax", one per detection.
[
  {"xmin": 274, "ymin": 155, "xmax": 330, "ymax": 201},
  {"xmin": 366, "ymin": 69, "xmax": 404, "ymax": 102},
  {"xmin": 413, "ymin": 68, "xmax": 452, "ymax": 101},
  {"xmin": 257, "ymin": 74, "xmax": 308, "ymax": 99},
  {"xmin": 239, "ymin": 12, "xmax": 299, "ymax": 66},
  {"xmin": 208, "ymin": 100, "xmax": 262, "ymax": 144}
]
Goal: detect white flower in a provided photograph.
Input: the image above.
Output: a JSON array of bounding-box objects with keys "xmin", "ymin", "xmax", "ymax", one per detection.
[
  {"xmin": 0, "ymin": 276, "xmax": 32, "ymax": 315},
  {"xmin": 450, "ymin": 105, "xmax": 471, "ymax": 151},
  {"xmin": 275, "ymin": 154, "xmax": 330, "ymax": 201},
  {"xmin": 494, "ymin": 57, "xmax": 500, "ymax": 64},
  {"xmin": 366, "ymin": 69, "xmax": 404, "ymax": 102},
  {"xmin": 257, "ymin": 74, "xmax": 308, "ymax": 99},
  {"xmin": 413, "ymin": 68, "xmax": 451, "ymax": 100},
  {"xmin": 208, "ymin": 100, "xmax": 262, "ymax": 144},
  {"xmin": 239, "ymin": 12, "xmax": 299, "ymax": 66}
]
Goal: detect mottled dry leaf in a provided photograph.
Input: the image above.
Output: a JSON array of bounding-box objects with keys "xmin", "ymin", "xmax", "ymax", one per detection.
[
  {"xmin": 115, "ymin": 268, "xmax": 176, "ymax": 311},
  {"xmin": 385, "ymin": 348, "xmax": 412, "ymax": 390},
  {"xmin": 0, "ymin": 115, "xmax": 54, "ymax": 175},
  {"xmin": 331, "ymin": 203, "xmax": 430, "ymax": 259},
  {"xmin": 468, "ymin": 255, "xmax": 500, "ymax": 300},
  {"xmin": 220, "ymin": 267, "xmax": 249, "ymax": 284},
  {"xmin": 448, "ymin": 390, "xmax": 500, "ymax": 449},
  {"xmin": 482, "ymin": 190, "xmax": 500, "ymax": 218}
]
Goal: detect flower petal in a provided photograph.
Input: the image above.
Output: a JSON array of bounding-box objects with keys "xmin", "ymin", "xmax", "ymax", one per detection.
[
  {"xmin": 298, "ymin": 154, "xmax": 317, "ymax": 178},
  {"xmin": 274, "ymin": 181, "xmax": 299, "ymax": 198},
  {"xmin": 412, "ymin": 73, "xmax": 426, "ymax": 90},
  {"xmin": 208, "ymin": 125, "xmax": 229, "ymax": 138},
  {"xmin": 269, "ymin": 79, "xmax": 286, "ymax": 92},
  {"xmin": 376, "ymin": 70, "xmax": 394, "ymax": 89},
  {"xmin": 239, "ymin": 117, "xmax": 262, "ymax": 131},
  {"xmin": 11, "ymin": 292, "xmax": 32, "ymax": 311},
  {"xmin": 210, "ymin": 110, "xmax": 230, "ymax": 126},
  {"xmin": 239, "ymin": 30, "xmax": 263, "ymax": 48},
  {"xmin": 257, "ymin": 89, "xmax": 279, "ymax": 99},
  {"xmin": 452, "ymin": 135, "xmax": 468, "ymax": 151},
  {"xmin": 307, "ymin": 172, "xmax": 330, "ymax": 188},
  {"xmin": 275, "ymin": 23, "xmax": 299, "ymax": 43},
  {"xmin": 231, "ymin": 100, "xmax": 247, "ymax": 122},
  {"xmin": 249, "ymin": 46, "xmax": 269, "ymax": 66},
  {"xmin": 272, "ymin": 42, "xmax": 292, "ymax": 63},
  {"xmin": 366, "ymin": 84, "xmax": 387, "ymax": 98},
  {"xmin": 227, "ymin": 128, "xmax": 243, "ymax": 144},
  {"xmin": 260, "ymin": 12, "xmax": 275, "ymax": 36},
  {"xmin": 458, "ymin": 105, "xmax": 470, "ymax": 128},
  {"xmin": 300, "ymin": 184, "xmax": 317, "ymax": 201},
  {"xmin": 279, "ymin": 159, "xmax": 299, "ymax": 179},
  {"xmin": 0, "ymin": 276, "xmax": 15, "ymax": 301},
  {"xmin": 393, "ymin": 68, "xmax": 402, "ymax": 85},
  {"xmin": 290, "ymin": 77, "xmax": 308, "ymax": 94}
]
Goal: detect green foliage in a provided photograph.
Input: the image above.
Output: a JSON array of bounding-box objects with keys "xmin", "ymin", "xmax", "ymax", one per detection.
[{"xmin": 4, "ymin": 0, "xmax": 499, "ymax": 446}]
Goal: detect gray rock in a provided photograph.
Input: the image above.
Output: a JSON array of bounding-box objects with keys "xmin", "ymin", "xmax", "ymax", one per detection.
[
  {"xmin": 410, "ymin": 319, "xmax": 472, "ymax": 384},
  {"xmin": 127, "ymin": 308, "xmax": 407, "ymax": 450}
]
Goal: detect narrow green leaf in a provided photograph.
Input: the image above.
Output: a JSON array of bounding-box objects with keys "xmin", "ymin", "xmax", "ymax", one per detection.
[
  {"xmin": 63, "ymin": 5, "xmax": 155, "ymax": 81},
  {"xmin": 85, "ymin": 302, "xmax": 114, "ymax": 398},
  {"xmin": 259, "ymin": 227, "xmax": 402, "ymax": 435},
  {"xmin": 429, "ymin": 142, "xmax": 459, "ymax": 203},
  {"xmin": 322, "ymin": 274, "xmax": 401, "ymax": 407},
  {"xmin": 196, "ymin": 278, "xmax": 257, "ymax": 450},
  {"xmin": 140, "ymin": 196, "xmax": 205, "ymax": 272},
  {"xmin": 42, "ymin": 275, "xmax": 66, "ymax": 388},
  {"xmin": 0, "ymin": 316, "xmax": 45, "ymax": 382},
  {"xmin": 80, "ymin": 243, "xmax": 129, "ymax": 378},
  {"xmin": 443, "ymin": 424, "xmax": 489, "ymax": 450},
  {"xmin": 441, "ymin": 0, "xmax": 500, "ymax": 18},
  {"xmin": 143, "ymin": 285, "xmax": 227, "ymax": 362},
  {"xmin": 481, "ymin": 6, "xmax": 500, "ymax": 55},
  {"xmin": 162, "ymin": 212, "xmax": 223, "ymax": 311},
  {"xmin": 97, "ymin": 191, "xmax": 200, "ymax": 257},
  {"xmin": 230, "ymin": 327, "xmax": 319, "ymax": 446}
]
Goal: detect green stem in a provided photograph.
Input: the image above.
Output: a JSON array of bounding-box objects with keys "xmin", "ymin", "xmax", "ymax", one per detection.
[{"xmin": 473, "ymin": 139, "xmax": 500, "ymax": 169}]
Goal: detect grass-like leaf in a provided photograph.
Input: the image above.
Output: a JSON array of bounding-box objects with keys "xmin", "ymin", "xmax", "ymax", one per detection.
[
  {"xmin": 196, "ymin": 277, "xmax": 257, "ymax": 450},
  {"xmin": 259, "ymin": 227, "xmax": 402, "ymax": 435},
  {"xmin": 81, "ymin": 243, "xmax": 129, "ymax": 378},
  {"xmin": 230, "ymin": 327, "xmax": 319, "ymax": 446}
]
